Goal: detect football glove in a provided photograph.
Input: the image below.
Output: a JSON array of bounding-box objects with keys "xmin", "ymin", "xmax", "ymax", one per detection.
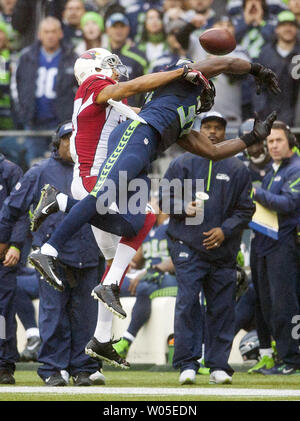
[
  {"xmin": 140, "ymin": 267, "xmax": 164, "ymax": 285},
  {"xmin": 250, "ymin": 63, "xmax": 281, "ymax": 95},
  {"xmin": 240, "ymin": 111, "xmax": 277, "ymax": 147},
  {"xmin": 182, "ymin": 65, "xmax": 210, "ymax": 87},
  {"xmin": 198, "ymin": 80, "xmax": 216, "ymax": 113}
]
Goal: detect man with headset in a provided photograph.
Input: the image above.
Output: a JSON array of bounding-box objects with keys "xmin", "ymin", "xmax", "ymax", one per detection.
[
  {"xmin": 0, "ymin": 121, "xmax": 106, "ymax": 386},
  {"xmin": 250, "ymin": 121, "xmax": 300, "ymax": 375}
]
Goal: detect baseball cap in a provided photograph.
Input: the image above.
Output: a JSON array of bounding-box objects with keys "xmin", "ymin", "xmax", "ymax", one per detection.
[
  {"xmin": 277, "ymin": 11, "xmax": 298, "ymax": 26},
  {"xmin": 58, "ymin": 122, "xmax": 73, "ymax": 138},
  {"xmin": 105, "ymin": 13, "xmax": 130, "ymax": 28},
  {"xmin": 81, "ymin": 12, "xmax": 104, "ymax": 32},
  {"xmin": 201, "ymin": 111, "xmax": 227, "ymax": 127}
]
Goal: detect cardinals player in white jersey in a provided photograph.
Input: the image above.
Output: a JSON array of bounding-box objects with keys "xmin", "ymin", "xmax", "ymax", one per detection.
[{"xmin": 30, "ymin": 48, "xmax": 201, "ymax": 369}]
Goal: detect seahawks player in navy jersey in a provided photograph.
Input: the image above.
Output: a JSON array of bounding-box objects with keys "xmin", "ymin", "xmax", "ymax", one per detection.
[{"xmin": 29, "ymin": 55, "xmax": 280, "ymax": 344}]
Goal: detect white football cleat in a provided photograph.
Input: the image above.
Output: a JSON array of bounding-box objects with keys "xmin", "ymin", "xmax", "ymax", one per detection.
[
  {"xmin": 209, "ymin": 370, "xmax": 232, "ymax": 384},
  {"xmin": 179, "ymin": 369, "xmax": 196, "ymax": 385}
]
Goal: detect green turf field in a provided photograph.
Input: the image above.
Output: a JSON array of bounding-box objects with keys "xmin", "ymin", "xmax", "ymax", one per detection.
[{"xmin": 1, "ymin": 369, "xmax": 300, "ymax": 401}]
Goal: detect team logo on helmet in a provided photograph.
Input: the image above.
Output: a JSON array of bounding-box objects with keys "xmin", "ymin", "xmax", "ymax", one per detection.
[{"xmin": 80, "ymin": 50, "xmax": 97, "ymax": 60}]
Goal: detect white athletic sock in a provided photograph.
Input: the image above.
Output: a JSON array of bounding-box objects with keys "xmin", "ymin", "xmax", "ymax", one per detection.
[
  {"xmin": 123, "ymin": 331, "xmax": 135, "ymax": 343},
  {"xmin": 93, "ymin": 301, "xmax": 113, "ymax": 343},
  {"xmin": 26, "ymin": 328, "xmax": 40, "ymax": 339},
  {"xmin": 56, "ymin": 192, "xmax": 68, "ymax": 212},
  {"xmin": 103, "ymin": 243, "xmax": 136, "ymax": 286},
  {"xmin": 259, "ymin": 348, "xmax": 273, "ymax": 358},
  {"xmin": 40, "ymin": 243, "xmax": 58, "ymax": 257}
]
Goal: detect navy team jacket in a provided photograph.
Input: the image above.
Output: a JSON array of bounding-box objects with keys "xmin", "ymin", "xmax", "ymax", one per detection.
[
  {"xmin": 0, "ymin": 153, "xmax": 100, "ymax": 269},
  {"xmin": 159, "ymin": 152, "xmax": 255, "ymax": 267}
]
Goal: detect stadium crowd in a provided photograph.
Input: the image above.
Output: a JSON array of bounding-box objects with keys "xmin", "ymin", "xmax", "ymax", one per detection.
[{"xmin": 0, "ymin": 0, "xmax": 300, "ymax": 386}]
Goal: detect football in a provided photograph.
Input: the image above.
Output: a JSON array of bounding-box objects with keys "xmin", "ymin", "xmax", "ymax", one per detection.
[{"xmin": 199, "ymin": 28, "xmax": 236, "ymax": 56}]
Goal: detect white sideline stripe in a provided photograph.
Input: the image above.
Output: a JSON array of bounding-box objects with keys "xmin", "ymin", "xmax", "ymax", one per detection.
[{"xmin": 1, "ymin": 386, "xmax": 300, "ymax": 397}]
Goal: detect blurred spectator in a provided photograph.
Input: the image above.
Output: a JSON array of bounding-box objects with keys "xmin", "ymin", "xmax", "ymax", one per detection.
[
  {"xmin": 227, "ymin": 0, "xmax": 287, "ymax": 23},
  {"xmin": 234, "ymin": 0, "xmax": 275, "ymax": 59},
  {"xmin": 86, "ymin": 0, "xmax": 124, "ymax": 20},
  {"xmin": 137, "ymin": 8, "xmax": 170, "ymax": 65},
  {"xmin": 11, "ymin": 0, "xmax": 66, "ymax": 50},
  {"xmin": 103, "ymin": 12, "xmax": 148, "ymax": 106},
  {"xmin": 62, "ymin": 0, "xmax": 86, "ymax": 49},
  {"xmin": 288, "ymin": 0, "xmax": 300, "ymax": 25},
  {"xmin": 15, "ymin": 16, "xmax": 77, "ymax": 167},
  {"xmin": 0, "ymin": 21, "xmax": 13, "ymax": 129},
  {"xmin": 253, "ymin": 10, "xmax": 300, "ymax": 126},
  {"xmin": 149, "ymin": 19, "xmax": 188, "ymax": 73},
  {"xmin": 173, "ymin": 0, "xmax": 217, "ymax": 60},
  {"xmin": 125, "ymin": 0, "xmax": 164, "ymax": 43},
  {"xmin": 0, "ymin": 0, "xmax": 21, "ymax": 52},
  {"xmin": 75, "ymin": 11, "xmax": 104, "ymax": 55},
  {"xmin": 208, "ymin": 18, "xmax": 252, "ymax": 128}
]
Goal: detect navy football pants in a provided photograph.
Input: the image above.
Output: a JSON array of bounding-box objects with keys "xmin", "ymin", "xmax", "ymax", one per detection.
[{"xmin": 169, "ymin": 239, "xmax": 236, "ymax": 375}]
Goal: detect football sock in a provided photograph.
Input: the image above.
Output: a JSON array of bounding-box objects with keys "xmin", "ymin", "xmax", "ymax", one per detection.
[
  {"xmin": 94, "ymin": 301, "xmax": 113, "ymax": 343},
  {"xmin": 100, "ymin": 264, "xmax": 111, "ymax": 284},
  {"xmin": 103, "ymin": 212, "xmax": 157, "ymax": 287},
  {"xmin": 26, "ymin": 328, "xmax": 40, "ymax": 339},
  {"xmin": 123, "ymin": 332, "xmax": 135, "ymax": 344},
  {"xmin": 260, "ymin": 348, "xmax": 273, "ymax": 358},
  {"xmin": 56, "ymin": 193, "xmax": 68, "ymax": 212},
  {"xmin": 103, "ymin": 244, "xmax": 136, "ymax": 286},
  {"xmin": 40, "ymin": 243, "xmax": 58, "ymax": 257}
]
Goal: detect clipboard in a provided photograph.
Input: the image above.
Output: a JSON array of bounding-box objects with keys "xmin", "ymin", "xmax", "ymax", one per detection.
[{"xmin": 249, "ymin": 202, "xmax": 279, "ymax": 240}]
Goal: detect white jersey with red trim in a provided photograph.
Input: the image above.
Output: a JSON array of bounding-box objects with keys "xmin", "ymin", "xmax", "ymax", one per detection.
[{"xmin": 70, "ymin": 74, "xmax": 127, "ymax": 179}]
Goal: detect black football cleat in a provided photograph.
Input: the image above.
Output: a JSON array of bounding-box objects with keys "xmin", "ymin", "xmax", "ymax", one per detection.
[
  {"xmin": 91, "ymin": 283, "xmax": 126, "ymax": 319},
  {"xmin": 19, "ymin": 336, "xmax": 41, "ymax": 362},
  {"xmin": 72, "ymin": 372, "xmax": 93, "ymax": 386},
  {"xmin": 44, "ymin": 373, "xmax": 67, "ymax": 387},
  {"xmin": 85, "ymin": 337, "xmax": 130, "ymax": 369},
  {"xmin": 0, "ymin": 369, "xmax": 15, "ymax": 384},
  {"xmin": 31, "ymin": 184, "xmax": 59, "ymax": 232},
  {"xmin": 28, "ymin": 249, "xmax": 64, "ymax": 292}
]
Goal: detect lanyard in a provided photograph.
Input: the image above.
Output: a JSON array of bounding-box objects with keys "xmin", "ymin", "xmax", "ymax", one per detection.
[{"xmin": 267, "ymin": 164, "xmax": 281, "ymax": 190}]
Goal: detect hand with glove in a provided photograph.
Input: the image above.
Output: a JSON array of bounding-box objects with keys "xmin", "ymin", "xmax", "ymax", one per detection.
[
  {"xmin": 249, "ymin": 63, "xmax": 281, "ymax": 95},
  {"xmin": 140, "ymin": 266, "xmax": 165, "ymax": 285},
  {"xmin": 182, "ymin": 65, "xmax": 210, "ymax": 86},
  {"xmin": 240, "ymin": 111, "xmax": 277, "ymax": 147}
]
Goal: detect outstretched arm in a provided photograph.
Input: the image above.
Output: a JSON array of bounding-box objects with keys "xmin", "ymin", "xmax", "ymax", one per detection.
[
  {"xmin": 178, "ymin": 112, "xmax": 277, "ymax": 161},
  {"xmin": 96, "ymin": 67, "xmax": 186, "ymax": 103},
  {"xmin": 190, "ymin": 57, "xmax": 280, "ymax": 95}
]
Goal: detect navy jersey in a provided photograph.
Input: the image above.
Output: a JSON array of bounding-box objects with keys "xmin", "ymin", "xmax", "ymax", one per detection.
[
  {"xmin": 139, "ymin": 64, "xmax": 205, "ymax": 153},
  {"xmin": 142, "ymin": 220, "xmax": 169, "ymax": 269}
]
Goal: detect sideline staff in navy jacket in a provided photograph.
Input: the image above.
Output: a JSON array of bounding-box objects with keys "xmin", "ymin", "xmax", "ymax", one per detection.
[
  {"xmin": 0, "ymin": 154, "xmax": 24, "ymax": 384},
  {"xmin": 0, "ymin": 123, "xmax": 104, "ymax": 386},
  {"xmin": 159, "ymin": 112, "xmax": 255, "ymax": 385},
  {"xmin": 250, "ymin": 121, "xmax": 300, "ymax": 375}
]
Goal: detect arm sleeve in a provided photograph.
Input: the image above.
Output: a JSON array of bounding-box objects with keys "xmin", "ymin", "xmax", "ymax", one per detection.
[
  {"xmin": 0, "ymin": 169, "xmax": 39, "ymax": 243},
  {"xmin": 221, "ymin": 167, "xmax": 256, "ymax": 238},
  {"xmin": 254, "ymin": 172, "xmax": 300, "ymax": 214}
]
